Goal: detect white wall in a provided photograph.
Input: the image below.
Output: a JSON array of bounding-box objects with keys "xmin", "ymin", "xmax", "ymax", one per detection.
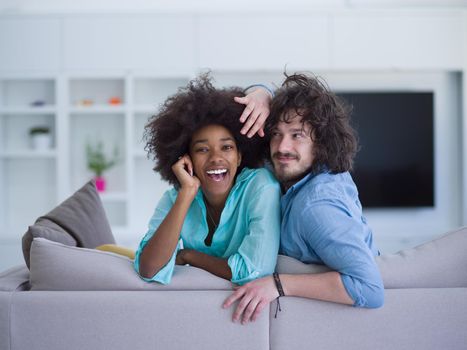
[{"xmin": 0, "ymin": 7, "xmax": 466, "ymax": 270}]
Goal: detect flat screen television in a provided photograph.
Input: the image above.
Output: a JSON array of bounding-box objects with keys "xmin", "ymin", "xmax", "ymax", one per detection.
[{"xmin": 336, "ymin": 92, "xmax": 434, "ymax": 208}]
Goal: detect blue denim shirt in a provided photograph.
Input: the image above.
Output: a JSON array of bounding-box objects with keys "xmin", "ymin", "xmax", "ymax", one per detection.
[{"xmin": 280, "ymin": 170, "xmax": 384, "ymax": 308}]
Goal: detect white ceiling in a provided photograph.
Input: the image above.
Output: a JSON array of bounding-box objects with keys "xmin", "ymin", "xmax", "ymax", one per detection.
[{"xmin": 1, "ymin": 0, "xmax": 466, "ymax": 14}]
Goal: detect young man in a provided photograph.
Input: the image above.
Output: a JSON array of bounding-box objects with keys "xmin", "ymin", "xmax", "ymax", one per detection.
[{"xmin": 224, "ymin": 73, "xmax": 384, "ymax": 324}]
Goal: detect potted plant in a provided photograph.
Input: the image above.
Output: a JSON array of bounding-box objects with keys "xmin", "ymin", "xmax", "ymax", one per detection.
[
  {"xmin": 29, "ymin": 126, "xmax": 52, "ymax": 150},
  {"xmin": 85, "ymin": 141, "xmax": 119, "ymax": 192}
]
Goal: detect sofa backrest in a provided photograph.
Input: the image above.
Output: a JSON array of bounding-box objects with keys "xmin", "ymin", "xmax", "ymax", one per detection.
[{"xmin": 277, "ymin": 226, "xmax": 467, "ymax": 288}]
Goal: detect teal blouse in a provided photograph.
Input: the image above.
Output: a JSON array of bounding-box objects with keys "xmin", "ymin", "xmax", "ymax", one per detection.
[{"xmin": 134, "ymin": 167, "xmax": 281, "ymax": 285}]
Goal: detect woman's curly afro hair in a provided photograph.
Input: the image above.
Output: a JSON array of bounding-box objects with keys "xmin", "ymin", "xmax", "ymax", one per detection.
[{"xmin": 144, "ymin": 74, "xmax": 267, "ymax": 186}]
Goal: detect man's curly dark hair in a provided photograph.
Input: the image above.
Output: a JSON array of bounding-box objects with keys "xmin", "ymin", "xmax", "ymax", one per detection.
[
  {"xmin": 266, "ymin": 72, "xmax": 358, "ymax": 174},
  {"xmin": 144, "ymin": 74, "xmax": 266, "ymax": 186}
]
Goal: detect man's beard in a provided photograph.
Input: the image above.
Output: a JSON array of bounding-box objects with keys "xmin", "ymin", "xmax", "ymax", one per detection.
[
  {"xmin": 272, "ymin": 152, "xmax": 311, "ymax": 189},
  {"xmin": 275, "ymin": 166, "xmax": 309, "ymax": 186}
]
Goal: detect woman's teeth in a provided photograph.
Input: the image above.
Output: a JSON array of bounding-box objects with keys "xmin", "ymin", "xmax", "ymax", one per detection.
[
  {"xmin": 206, "ymin": 169, "xmax": 227, "ymax": 182},
  {"xmin": 206, "ymin": 169, "xmax": 227, "ymax": 175}
]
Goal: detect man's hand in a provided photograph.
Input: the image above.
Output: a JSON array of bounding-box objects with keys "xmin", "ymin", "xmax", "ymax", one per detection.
[
  {"xmin": 223, "ymin": 275, "xmax": 279, "ymax": 324},
  {"xmin": 235, "ymin": 87, "xmax": 272, "ymax": 138}
]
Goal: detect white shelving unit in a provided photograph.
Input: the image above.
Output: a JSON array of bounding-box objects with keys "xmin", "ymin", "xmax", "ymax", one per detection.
[
  {"xmin": 0, "ymin": 77, "xmax": 59, "ymax": 240},
  {"xmin": 0, "ymin": 73, "xmax": 190, "ymax": 246}
]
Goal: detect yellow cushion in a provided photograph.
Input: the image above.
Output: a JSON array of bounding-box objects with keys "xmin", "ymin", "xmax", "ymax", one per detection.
[{"xmin": 95, "ymin": 244, "xmax": 135, "ymax": 260}]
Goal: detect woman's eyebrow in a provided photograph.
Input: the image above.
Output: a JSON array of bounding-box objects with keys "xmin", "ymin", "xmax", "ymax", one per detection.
[
  {"xmin": 192, "ymin": 139, "xmax": 208, "ymax": 145},
  {"xmin": 191, "ymin": 137, "xmax": 234, "ymax": 146}
]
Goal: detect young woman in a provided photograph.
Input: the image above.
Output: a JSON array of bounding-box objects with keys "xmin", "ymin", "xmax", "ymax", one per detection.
[{"xmin": 134, "ymin": 75, "xmax": 281, "ymax": 285}]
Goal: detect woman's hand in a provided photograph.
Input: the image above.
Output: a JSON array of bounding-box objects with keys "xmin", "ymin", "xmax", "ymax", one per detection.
[
  {"xmin": 171, "ymin": 155, "xmax": 200, "ymax": 195},
  {"xmin": 235, "ymin": 87, "xmax": 272, "ymax": 138},
  {"xmin": 175, "ymin": 249, "xmax": 190, "ymax": 265},
  {"xmin": 223, "ymin": 275, "xmax": 278, "ymax": 324}
]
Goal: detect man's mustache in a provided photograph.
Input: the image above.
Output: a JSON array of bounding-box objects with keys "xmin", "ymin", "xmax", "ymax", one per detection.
[{"xmin": 272, "ymin": 152, "xmax": 299, "ymax": 160}]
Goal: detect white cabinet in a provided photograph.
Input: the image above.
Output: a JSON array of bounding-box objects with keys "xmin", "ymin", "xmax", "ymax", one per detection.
[
  {"xmin": 0, "ymin": 77, "xmax": 59, "ymax": 238},
  {"xmin": 0, "ymin": 18, "xmax": 61, "ymax": 72},
  {"xmin": 332, "ymin": 11, "xmax": 465, "ymax": 69},
  {"xmin": 198, "ymin": 15, "xmax": 331, "ymax": 71},
  {"xmin": 62, "ymin": 16, "xmax": 196, "ymax": 72}
]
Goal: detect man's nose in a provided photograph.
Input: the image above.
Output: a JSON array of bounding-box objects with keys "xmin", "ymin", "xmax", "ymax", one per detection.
[{"xmin": 277, "ymin": 135, "xmax": 292, "ymax": 153}]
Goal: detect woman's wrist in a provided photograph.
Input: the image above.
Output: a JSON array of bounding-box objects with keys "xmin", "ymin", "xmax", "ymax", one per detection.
[
  {"xmin": 177, "ymin": 249, "xmax": 192, "ymax": 265},
  {"xmin": 178, "ymin": 186, "xmax": 198, "ymax": 201}
]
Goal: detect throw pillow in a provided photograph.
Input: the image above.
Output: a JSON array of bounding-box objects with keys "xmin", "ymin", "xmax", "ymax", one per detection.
[
  {"xmin": 29, "ymin": 238, "xmax": 232, "ymax": 291},
  {"xmin": 95, "ymin": 244, "xmax": 135, "ymax": 259},
  {"xmin": 22, "ymin": 180, "xmax": 115, "ymax": 269}
]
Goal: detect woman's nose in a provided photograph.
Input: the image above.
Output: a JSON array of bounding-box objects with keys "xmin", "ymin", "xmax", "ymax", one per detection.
[{"xmin": 208, "ymin": 148, "xmax": 223, "ymax": 162}]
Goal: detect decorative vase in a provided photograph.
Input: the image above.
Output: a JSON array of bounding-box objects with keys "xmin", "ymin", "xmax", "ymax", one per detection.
[
  {"xmin": 30, "ymin": 133, "xmax": 52, "ymax": 150},
  {"xmin": 95, "ymin": 176, "xmax": 106, "ymax": 192}
]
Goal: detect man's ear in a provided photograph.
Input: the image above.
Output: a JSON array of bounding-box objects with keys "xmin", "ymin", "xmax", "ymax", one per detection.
[{"xmin": 237, "ymin": 152, "xmax": 242, "ymax": 167}]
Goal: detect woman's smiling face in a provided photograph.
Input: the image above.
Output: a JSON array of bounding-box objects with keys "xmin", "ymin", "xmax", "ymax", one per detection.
[{"xmin": 189, "ymin": 124, "xmax": 242, "ymax": 201}]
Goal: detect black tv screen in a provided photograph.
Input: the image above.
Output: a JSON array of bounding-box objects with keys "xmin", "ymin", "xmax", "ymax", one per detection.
[{"xmin": 337, "ymin": 92, "xmax": 434, "ymax": 208}]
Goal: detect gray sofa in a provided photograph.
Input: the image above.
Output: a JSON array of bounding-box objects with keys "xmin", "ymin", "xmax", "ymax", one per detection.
[
  {"xmin": 1, "ymin": 226, "xmax": 467, "ymax": 350},
  {"xmin": 1, "ymin": 181, "xmax": 466, "ymax": 349}
]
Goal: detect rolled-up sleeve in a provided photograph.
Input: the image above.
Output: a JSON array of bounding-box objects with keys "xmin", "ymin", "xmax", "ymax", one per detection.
[
  {"xmin": 133, "ymin": 190, "xmax": 181, "ymax": 285},
  {"xmin": 303, "ymin": 198, "xmax": 384, "ymax": 308},
  {"xmin": 228, "ymin": 182, "xmax": 281, "ymax": 285}
]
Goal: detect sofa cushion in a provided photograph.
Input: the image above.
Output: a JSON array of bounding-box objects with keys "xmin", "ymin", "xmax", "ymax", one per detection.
[
  {"xmin": 22, "ymin": 180, "xmax": 115, "ymax": 268},
  {"xmin": 268, "ymin": 288, "xmax": 467, "ymax": 350},
  {"xmin": 0, "ymin": 265, "xmax": 30, "ymax": 292},
  {"xmin": 276, "ymin": 226, "xmax": 467, "ymax": 288},
  {"xmin": 377, "ymin": 226, "xmax": 467, "ymax": 288},
  {"xmin": 29, "ymin": 238, "xmax": 232, "ymax": 291}
]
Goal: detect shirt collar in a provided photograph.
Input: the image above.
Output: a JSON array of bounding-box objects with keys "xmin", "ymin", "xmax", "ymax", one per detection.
[{"xmin": 284, "ymin": 167, "xmax": 329, "ymax": 196}]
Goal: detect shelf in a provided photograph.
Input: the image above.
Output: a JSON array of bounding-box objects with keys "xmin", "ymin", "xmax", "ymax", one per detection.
[
  {"xmin": 0, "ymin": 79, "xmax": 56, "ymax": 107},
  {"xmin": 133, "ymin": 150, "xmax": 147, "ymax": 158},
  {"xmin": 69, "ymin": 105, "xmax": 126, "ymax": 114},
  {"xmin": 0, "ymin": 150, "xmax": 57, "ymax": 159},
  {"xmin": 0, "ymin": 106, "xmax": 57, "ymax": 115},
  {"xmin": 69, "ymin": 78, "xmax": 124, "ymax": 107},
  {"xmin": 99, "ymin": 192, "xmax": 129, "ymax": 202}
]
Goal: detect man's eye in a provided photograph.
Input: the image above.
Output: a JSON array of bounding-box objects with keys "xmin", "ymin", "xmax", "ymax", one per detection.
[
  {"xmin": 196, "ymin": 147, "xmax": 208, "ymax": 153},
  {"xmin": 293, "ymin": 133, "xmax": 303, "ymax": 139},
  {"xmin": 223, "ymin": 145, "xmax": 234, "ymax": 151},
  {"xmin": 271, "ymin": 132, "xmax": 281, "ymax": 137}
]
